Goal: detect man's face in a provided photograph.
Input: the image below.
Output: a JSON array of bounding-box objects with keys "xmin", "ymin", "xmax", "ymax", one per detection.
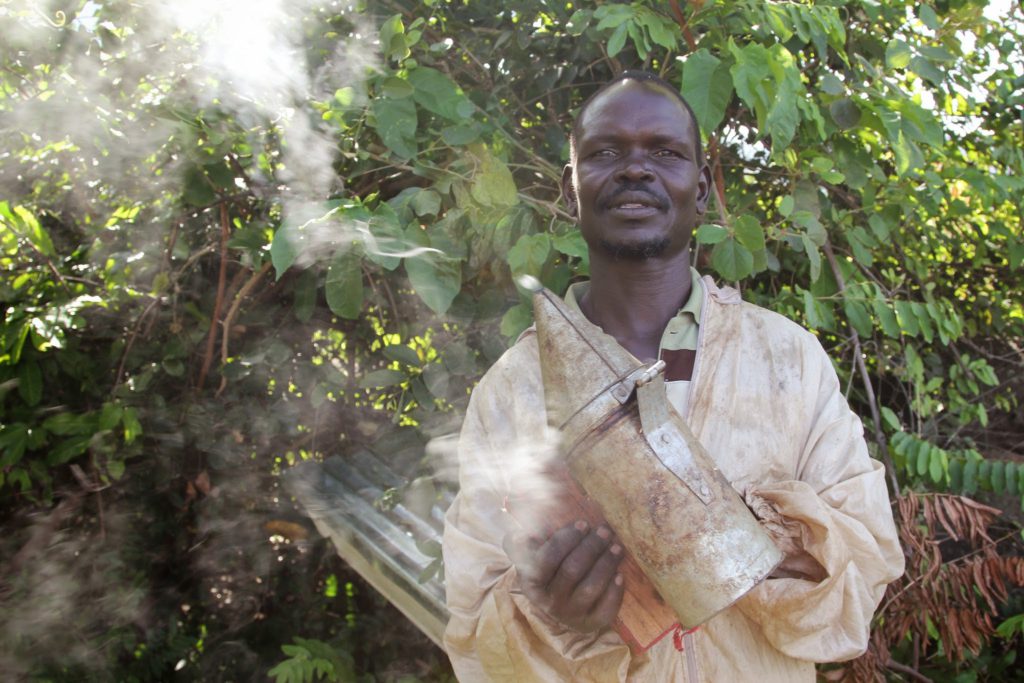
[{"xmin": 563, "ymin": 81, "xmax": 711, "ymax": 261}]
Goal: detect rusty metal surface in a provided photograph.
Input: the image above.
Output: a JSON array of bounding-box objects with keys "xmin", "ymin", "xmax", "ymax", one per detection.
[{"xmin": 533, "ymin": 287, "xmax": 783, "ymax": 629}]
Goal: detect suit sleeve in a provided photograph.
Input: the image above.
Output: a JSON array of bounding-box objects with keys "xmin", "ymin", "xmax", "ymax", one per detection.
[
  {"xmin": 441, "ymin": 341, "xmax": 632, "ymax": 682},
  {"xmin": 736, "ymin": 337, "xmax": 905, "ymax": 662}
]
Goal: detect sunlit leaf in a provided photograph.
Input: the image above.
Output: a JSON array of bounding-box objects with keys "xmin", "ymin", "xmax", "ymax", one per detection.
[
  {"xmin": 680, "ymin": 49, "xmax": 733, "ymax": 134},
  {"xmin": 711, "ymin": 236, "xmax": 754, "ymax": 281}
]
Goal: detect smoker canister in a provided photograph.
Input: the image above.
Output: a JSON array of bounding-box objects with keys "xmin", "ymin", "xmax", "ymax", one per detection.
[{"xmin": 533, "ymin": 286, "xmax": 782, "ymax": 629}]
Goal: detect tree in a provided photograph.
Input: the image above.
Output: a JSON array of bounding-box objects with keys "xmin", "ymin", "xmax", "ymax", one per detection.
[{"xmin": 1, "ymin": 0, "xmax": 1021, "ymax": 679}]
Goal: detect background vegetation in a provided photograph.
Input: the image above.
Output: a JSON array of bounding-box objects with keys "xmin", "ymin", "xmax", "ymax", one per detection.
[{"xmin": 1, "ymin": 0, "xmax": 1022, "ymax": 680}]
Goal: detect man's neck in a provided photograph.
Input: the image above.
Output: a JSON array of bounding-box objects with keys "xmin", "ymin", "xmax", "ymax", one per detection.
[{"xmin": 578, "ymin": 251, "xmax": 693, "ymax": 361}]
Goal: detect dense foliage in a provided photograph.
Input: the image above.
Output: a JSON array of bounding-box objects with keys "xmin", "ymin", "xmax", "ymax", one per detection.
[{"xmin": 1, "ymin": 0, "xmax": 1022, "ymax": 680}]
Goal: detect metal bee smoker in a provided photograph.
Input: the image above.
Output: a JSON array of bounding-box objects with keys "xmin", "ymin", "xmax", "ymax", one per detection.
[{"xmin": 532, "ymin": 285, "xmax": 782, "ymax": 629}]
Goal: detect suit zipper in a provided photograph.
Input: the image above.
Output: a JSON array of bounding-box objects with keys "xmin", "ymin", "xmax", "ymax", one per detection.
[{"xmin": 684, "ymin": 631, "xmax": 699, "ymax": 681}]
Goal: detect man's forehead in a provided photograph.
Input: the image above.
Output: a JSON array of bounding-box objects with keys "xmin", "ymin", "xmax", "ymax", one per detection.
[{"xmin": 577, "ymin": 80, "xmax": 691, "ymax": 132}]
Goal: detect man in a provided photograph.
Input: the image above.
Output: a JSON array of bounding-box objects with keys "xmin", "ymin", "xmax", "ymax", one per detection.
[{"xmin": 442, "ymin": 72, "xmax": 904, "ymax": 681}]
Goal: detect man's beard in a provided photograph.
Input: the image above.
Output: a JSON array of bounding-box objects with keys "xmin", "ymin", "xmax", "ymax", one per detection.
[{"xmin": 598, "ymin": 236, "xmax": 670, "ymax": 260}]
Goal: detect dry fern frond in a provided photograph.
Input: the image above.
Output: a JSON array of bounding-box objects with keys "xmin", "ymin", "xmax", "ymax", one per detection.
[{"xmin": 837, "ymin": 491, "xmax": 1024, "ymax": 680}]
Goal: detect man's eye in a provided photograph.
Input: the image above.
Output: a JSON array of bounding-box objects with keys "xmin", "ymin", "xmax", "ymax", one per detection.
[
  {"xmin": 655, "ymin": 149, "xmax": 683, "ymax": 159},
  {"xmin": 591, "ymin": 149, "xmax": 616, "ymax": 158}
]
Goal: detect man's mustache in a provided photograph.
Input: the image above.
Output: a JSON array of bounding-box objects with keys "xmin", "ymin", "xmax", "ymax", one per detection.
[{"xmin": 599, "ymin": 183, "xmax": 668, "ymax": 211}]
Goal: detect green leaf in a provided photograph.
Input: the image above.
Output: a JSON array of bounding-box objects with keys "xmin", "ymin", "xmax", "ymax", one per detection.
[
  {"xmin": 566, "ymin": 9, "xmax": 592, "ymax": 36},
  {"xmin": 979, "ymin": 459, "xmax": 992, "ymax": 491},
  {"xmin": 270, "ymin": 222, "xmax": 299, "ymax": 279},
  {"xmin": 915, "ymin": 440, "xmax": 931, "ymax": 477},
  {"xmin": 182, "ymin": 166, "xmax": 215, "ymax": 207},
  {"xmin": 918, "ymin": 5, "xmax": 940, "ymax": 30},
  {"xmin": 733, "ymin": 215, "xmax": 766, "ymax": 252},
  {"xmin": 293, "ymin": 270, "xmax": 317, "ymax": 322},
  {"xmin": 991, "ymin": 460, "xmax": 1006, "ymax": 494},
  {"xmin": 325, "ymin": 247, "xmax": 364, "ymax": 319},
  {"xmin": 383, "ymin": 345, "xmax": 421, "ymax": 367},
  {"xmin": 594, "ymin": 4, "xmax": 634, "ymax": 29},
  {"xmin": 0, "ymin": 423, "xmax": 28, "ymax": 468},
  {"xmin": 17, "ymin": 360, "xmax": 42, "ymax": 406},
  {"xmin": 408, "ymin": 67, "xmax": 473, "ymax": 121},
  {"xmin": 122, "ymin": 408, "xmax": 142, "ymax": 444},
  {"xmin": 1005, "ymin": 462, "xmax": 1018, "ymax": 495},
  {"xmin": 358, "ymin": 368, "xmax": 407, "ymax": 388},
  {"xmin": 552, "ymin": 231, "xmax": 588, "ymax": 259},
  {"xmin": 778, "ymin": 195, "xmax": 794, "ymax": 217},
  {"xmin": 440, "ymin": 123, "xmax": 481, "ymax": 146},
  {"xmin": 48, "ymin": 435, "xmax": 92, "ymax": 466},
  {"xmin": 870, "ymin": 298, "xmax": 899, "ymax": 337},
  {"xmin": 470, "ymin": 146, "xmax": 517, "ymax": 208},
  {"xmin": 680, "ymin": 49, "xmax": 734, "ymax": 134},
  {"xmin": 411, "ymin": 189, "xmax": 441, "ymax": 217},
  {"xmin": 996, "ymin": 614, "xmax": 1024, "ymax": 639},
  {"xmin": 802, "ymin": 289, "xmax": 822, "ymax": 329},
  {"xmin": 507, "ymin": 233, "xmax": 551, "ymax": 276},
  {"xmin": 99, "ymin": 402, "xmax": 122, "ymax": 431},
  {"xmin": 696, "ymin": 224, "xmax": 728, "ymax": 245},
  {"xmin": 364, "ymin": 204, "xmax": 405, "ymax": 271},
  {"xmin": 405, "ymin": 252, "xmax": 462, "ymax": 315},
  {"xmin": 880, "ymin": 406, "xmax": 901, "ymax": 431},
  {"xmin": 910, "ymin": 56, "xmax": 945, "ymax": 87},
  {"xmin": 711, "ymin": 236, "xmax": 754, "ymax": 281},
  {"xmin": 500, "ymin": 302, "xmax": 533, "ymax": 339},
  {"xmin": 800, "ymin": 234, "xmax": 822, "ymax": 282},
  {"xmin": 107, "ymin": 458, "xmax": 126, "ymax": 481},
  {"xmin": 929, "ymin": 446, "xmax": 946, "ymax": 484},
  {"xmin": 949, "ymin": 458, "xmax": 964, "ymax": 491},
  {"xmin": 607, "ymin": 22, "xmax": 629, "ymax": 58},
  {"xmin": 421, "ymin": 362, "xmax": 450, "ymax": 398},
  {"xmin": 380, "ymin": 14, "xmax": 409, "ymax": 61},
  {"xmin": 820, "ymin": 73, "xmax": 844, "ymax": 96},
  {"xmin": 885, "ymin": 39, "xmax": 912, "ymax": 69},
  {"xmin": 843, "ymin": 296, "xmax": 872, "ymax": 337},
  {"xmin": 371, "ymin": 96, "xmax": 418, "ymax": 159},
  {"xmin": 963, "ymin": 457, "xmax": 979, "ymax": 495},
  {"xmin": 382, "ymin": 76, "xmax": 413, "ymax": 99},
  {"xmin": 4, "ymin": 205, "xmax": 56, "ymax": 257},
  {"xmin": 892, "ymin": 129, "xmax": 924, "ymax": 176},
  {"xmin": 894, "ymin": 300, "xmax": 920, "ymax": 337},
  {"xmin": 830, "ymin": 98, "xmax": 861, "ymax": 129}
]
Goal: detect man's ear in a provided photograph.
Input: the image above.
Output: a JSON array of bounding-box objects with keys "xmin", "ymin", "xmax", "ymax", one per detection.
[
  {"xmin": 560, "ymin": 164, "xmax": 578, "ymax": 219},
  {"xmin": 695, "ymin": 163, "xmax": 712, "ymax": 215}
]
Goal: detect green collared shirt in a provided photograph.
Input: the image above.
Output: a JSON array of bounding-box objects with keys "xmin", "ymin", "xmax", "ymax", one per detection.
[{"xmin": 564, "ymin": 268, "xmax": 703, "ymax": 415}]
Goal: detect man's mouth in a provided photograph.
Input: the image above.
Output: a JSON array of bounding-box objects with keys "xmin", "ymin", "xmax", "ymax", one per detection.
[
  {"xmin": 603, "ymin": 190, "xmax": 665, "ymax": 213},
  {"xmin": 605, "ymin": 193, "xmax": 663, "ymax": 218}
]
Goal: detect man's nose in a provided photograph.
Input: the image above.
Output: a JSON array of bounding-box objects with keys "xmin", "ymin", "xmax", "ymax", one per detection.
[{"xmin": 615, "ymin": 150, "xmax": 654, "ymax": 182}]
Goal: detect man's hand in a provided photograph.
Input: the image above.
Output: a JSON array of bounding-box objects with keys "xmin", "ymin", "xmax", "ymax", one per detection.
[{"xmin": 503, "ymin": 520, "xmax": 625, "ymax": 633}]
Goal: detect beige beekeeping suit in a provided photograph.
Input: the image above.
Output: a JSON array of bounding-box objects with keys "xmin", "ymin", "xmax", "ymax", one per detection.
[{"xmin": 442, "ymin": 275, "xmax": 904, "ymax": 682}]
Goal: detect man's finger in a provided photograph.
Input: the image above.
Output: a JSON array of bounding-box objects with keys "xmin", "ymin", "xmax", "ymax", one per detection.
[
  {"xmin": 586, "ymin": 572, "xmax": 625, "ymax": 630},
  {"xmin": 507, "ymin": 520, "xmax": 587, "ymax": 589},
  {"xmin": 544, "ymin": 525, "xmax": 613, "ymax": 597},
  {"xmin": 566, "ymin": 541, "xmax": 624, "ymax": 614}
]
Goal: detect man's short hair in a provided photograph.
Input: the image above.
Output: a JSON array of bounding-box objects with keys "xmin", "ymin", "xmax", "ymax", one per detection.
[{"xmin": 569, "ymin": 71, "xmax": 705, "ymax": 166}]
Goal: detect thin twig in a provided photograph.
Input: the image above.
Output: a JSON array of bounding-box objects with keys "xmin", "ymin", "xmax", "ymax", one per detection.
[
  {"xmin": 887, "ymin": 658, "xmax": 933, "ymax": 683},
  {"xmin": 707, "ymin": 136, "xmax": 729, "ymax": 222},
  {"xmin": 197, "ymin": 204, "xmax": 231, "ymax": 391},
  {"xmin": 113, "ymin": 297, "xmax": 162, "ymax": 390},
  {"xmin": 823, "ymin": 241, "xmax": 900, "ymax": 497},
  {"xmin": 215, "ymin": 261, "xmax": 272, "ymax": 398}
]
